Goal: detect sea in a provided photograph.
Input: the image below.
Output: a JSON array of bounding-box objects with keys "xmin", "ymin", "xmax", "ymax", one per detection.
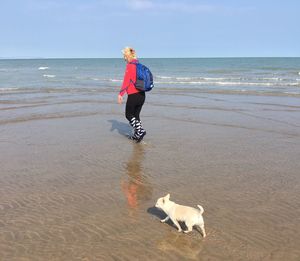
[
  {"xmin": 1, "ymin": 57, "xmax": 300, "ymax": 124},
  {"xmin": 0, "ymin": 57, "xmax": 300, "ymax": 96}
]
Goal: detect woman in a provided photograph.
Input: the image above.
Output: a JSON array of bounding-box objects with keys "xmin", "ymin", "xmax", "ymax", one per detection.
[{"xmin": 118, "ymin": 47, "xmax": 146, "ymax": 142}]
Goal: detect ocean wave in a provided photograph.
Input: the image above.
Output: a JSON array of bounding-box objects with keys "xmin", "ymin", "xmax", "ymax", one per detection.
[
  {"xmin": 156, "ymin": 76, "xmax": 287, "ymax": 82},
  {"xmin": 284, "ymin": 91, "xmax": 300, "ymax": 95},
  {"xmin": 0, "ymin": 68, "xmax": 19, "ymax": 72},
  {"xmin": 288, "ymin": 82, "xmax": 300, "ymax": 86},
  {"xmin": 155, "ymin": 80, "xmax": 300, "ymax": 87},
  {"xmin": 156, "ymin": 76, "xmax": 173, "ymax": 79},
  {"xmin": 175, "ymin": 77, "xmax": 237, "ymax": 81},
  {"xmin": 202, "ymin": 77, "xmax": 241, "ymax": 81},
  {"xmin": 73, "ymin": 77, "xmax": 122, "ymax": 82},
  {"xmin": 175, "ymin": 77, "xmax": 193, "ymax": 80},
  {"xmin": 109, "ymin": 79, "xmax": 122, "ymax": 82},
  {"xmin": 260, "ymin": 77, "xmax": 282, "ymax": 81},
  {"xmin": 43, "ymin": 74, "xmax": 56, "ymax": 78},
  {"xmin": 92, "ymin": 78, "xmax": 121, "ymax": 82},
  {"xmin": 157, "ymin": 76, "xmax": 243, "ymax": 81},
  {"xmin": 0, "ymin": 87, "xmax": 20, "ymax": 92},
  {"xmin": 38, "ymin": 67, "xmax": 49, "ymax": 70}
]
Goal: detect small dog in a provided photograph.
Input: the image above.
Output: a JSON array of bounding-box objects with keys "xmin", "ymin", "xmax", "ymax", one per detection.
[{"xmin": 155, "ymin": 194, "xmax": 206, "ymax": 237}]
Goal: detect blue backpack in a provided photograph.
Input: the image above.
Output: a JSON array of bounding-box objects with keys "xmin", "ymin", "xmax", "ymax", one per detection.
[{"xmin": 130, "ymin": 62, "xmax": 154, "ymax": 92}]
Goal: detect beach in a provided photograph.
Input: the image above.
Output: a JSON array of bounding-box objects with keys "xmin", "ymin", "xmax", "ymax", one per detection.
[{"xmin": 1, "ymin": 86, "xmax": 300, "ymax": 260}]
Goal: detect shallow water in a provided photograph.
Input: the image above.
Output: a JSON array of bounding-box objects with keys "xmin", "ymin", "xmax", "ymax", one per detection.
[{"xmin": 1, "ymin": 88, "xmax": 300, "ymax": 260}]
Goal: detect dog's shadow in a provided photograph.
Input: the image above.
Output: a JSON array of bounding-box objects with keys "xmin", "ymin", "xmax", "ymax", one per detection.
[
  {"xmin": 147, "ymin": 207, "xmax": 188, "ymax": 230},
  {"xmin": 108, "ymin": 120, "xmax": 131, "ymax": 137}
]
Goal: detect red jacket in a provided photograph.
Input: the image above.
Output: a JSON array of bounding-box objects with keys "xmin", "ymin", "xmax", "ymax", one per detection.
[{"xmin": 119, "ymin": 59, "xmax": 140, "ymax": 97}]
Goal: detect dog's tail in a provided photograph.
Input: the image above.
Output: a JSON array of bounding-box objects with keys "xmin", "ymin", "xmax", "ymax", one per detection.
[{"xmin": 197, "ymin": 205, "xmax": 204, "ymax": 215}]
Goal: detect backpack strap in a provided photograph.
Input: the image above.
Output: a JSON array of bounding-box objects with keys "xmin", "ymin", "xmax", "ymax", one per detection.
[
  {"xmin": 129, "ymin": 61, "xmax": 138, "ymax": 86},
  {"xmin": 120, "ymin": 62, "xmax": 138, "ymax": 93}
]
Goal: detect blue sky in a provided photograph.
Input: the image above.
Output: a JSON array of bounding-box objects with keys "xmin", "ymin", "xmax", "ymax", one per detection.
[{"xmin": 0, "ymin": 0, "xmax": 299, "ymax": 58}]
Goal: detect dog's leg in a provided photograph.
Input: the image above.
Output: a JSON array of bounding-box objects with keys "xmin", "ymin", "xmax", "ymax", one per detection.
[
  {"xmin": 161, "ymin": 216, "xmax": 170, "ymax": 223},
  {"xmin": 184, "ymin": 223, "xmax": 193, "ymax": 234},
  {"xmin": 170, "ymin": 218, "xmax": 182, "ymax": 232},
  {"xmin": 199, "ymin": 224, "xmax": 206, "ymax": 238}
]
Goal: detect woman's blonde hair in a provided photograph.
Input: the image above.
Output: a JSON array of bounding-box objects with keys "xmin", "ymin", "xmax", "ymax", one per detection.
[{"xmin": 122, "ymin": 47, "xmax": 137, "ymax": 61}]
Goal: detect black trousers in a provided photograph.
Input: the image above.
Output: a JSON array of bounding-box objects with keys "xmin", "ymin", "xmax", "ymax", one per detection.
[{"xmin": 125, "ymin": 92, "xmax": 145, "ymax": 121}]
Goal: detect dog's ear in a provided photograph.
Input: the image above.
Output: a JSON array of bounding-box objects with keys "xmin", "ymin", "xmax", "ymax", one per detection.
[{"xmin": 165, "ymin": 194, "xmax": 170, "ymax": 200}]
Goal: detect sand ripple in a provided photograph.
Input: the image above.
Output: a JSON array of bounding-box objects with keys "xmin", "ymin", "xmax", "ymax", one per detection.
[{"xmin": 1, "ymin": 92, "xmax": 300, "ymax": 260}]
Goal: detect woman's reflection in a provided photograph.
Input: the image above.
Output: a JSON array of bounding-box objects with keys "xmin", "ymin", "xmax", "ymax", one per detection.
[{"xmin": 121, "ymin": 144, "xmax": 152, "ymax": 213}]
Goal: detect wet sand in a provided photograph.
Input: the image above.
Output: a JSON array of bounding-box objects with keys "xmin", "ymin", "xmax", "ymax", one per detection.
[{"xmin": 1, "ymin": 90, "xmax": 300, "ymax": 260}]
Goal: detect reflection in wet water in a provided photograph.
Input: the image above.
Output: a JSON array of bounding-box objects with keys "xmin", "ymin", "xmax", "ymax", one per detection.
[
  {"xmin": 157, "ymin": 232, "xmax": 205, "ymax": 260},
  {"xmin": 121, "ymin": 144, "xmax": 153, "ymax": 213}
]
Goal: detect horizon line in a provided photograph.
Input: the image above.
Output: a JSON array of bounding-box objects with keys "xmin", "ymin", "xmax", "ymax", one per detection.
[{"xmin": 1, "ymin": 56, "xmax": 300, "ymax": 60}]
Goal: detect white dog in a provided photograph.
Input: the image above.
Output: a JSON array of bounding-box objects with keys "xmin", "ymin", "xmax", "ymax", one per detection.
[{"xmin": 155, "ymin": 194, "xmax": 206, "ymax": 237}]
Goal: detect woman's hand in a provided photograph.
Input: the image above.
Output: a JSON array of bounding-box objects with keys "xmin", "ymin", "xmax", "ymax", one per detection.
[{"xmin": 118, "ymin": 94, "xmax": 123, "ymax": 104}]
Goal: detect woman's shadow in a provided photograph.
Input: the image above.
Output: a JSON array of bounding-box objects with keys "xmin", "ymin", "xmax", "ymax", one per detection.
[{"xmin": 108, "ymin": 119, "xmax": 131, "ymax": 138}]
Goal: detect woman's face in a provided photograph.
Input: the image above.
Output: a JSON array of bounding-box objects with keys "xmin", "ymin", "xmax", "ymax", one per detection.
[{"xmin": 123, "ymin": 52, "xmax": 132, "ymax": 62}]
